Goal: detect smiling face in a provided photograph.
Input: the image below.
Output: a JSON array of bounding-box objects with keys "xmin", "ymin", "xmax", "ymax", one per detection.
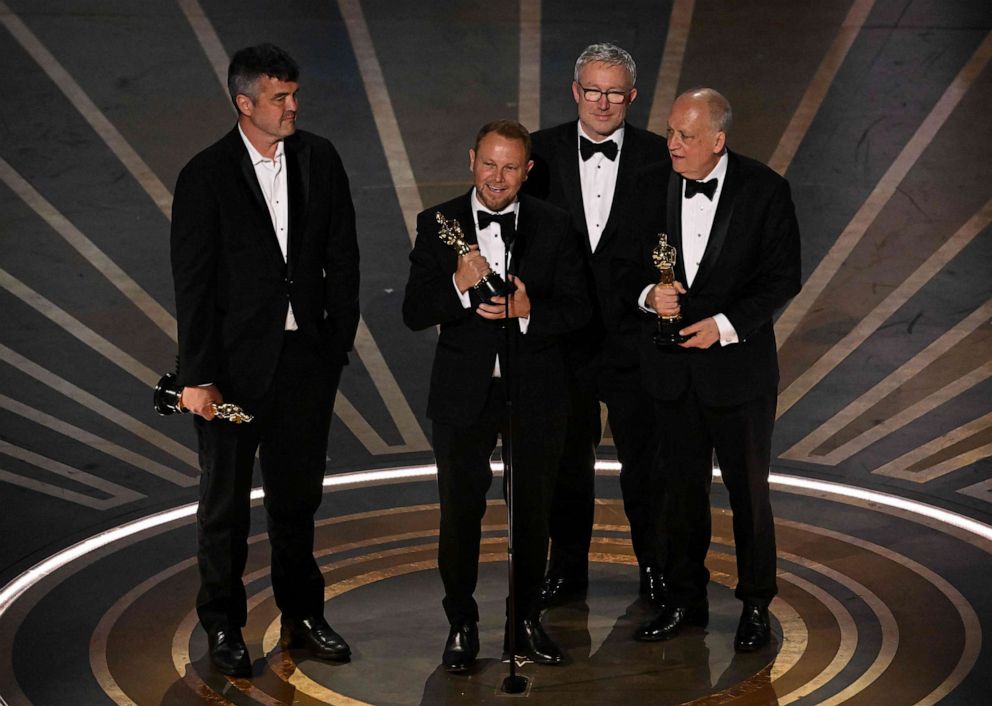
[
  {"xmin": 469, "ymin": 132, "xmax": 533, "ymax": 212},
  {"xmin": 236, "ymin": 75, "xmax": 299, "ymax": 155},
  {"xmin": 571, "ymin": 61, "xmax": 637, "ymax": 140},
  {"xmin": 666, "ymin": 93, "xmax": 726, "ymax": 181}
]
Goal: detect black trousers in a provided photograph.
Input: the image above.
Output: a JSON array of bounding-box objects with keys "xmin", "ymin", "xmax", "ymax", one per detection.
[
  {"xmin": 433, "ymin": 378, "xmax": 565, "ymax": 625},
  {"xmin": 194, "ymin": 332, "xmax": 342, "ymax": 630},
  {"xmin": 547, "ymin": 364, "xmax": 663, "ymax": 580},
  {"xmin": 655, "ymin": 386, "xmax": 778, "ymax": 608}
]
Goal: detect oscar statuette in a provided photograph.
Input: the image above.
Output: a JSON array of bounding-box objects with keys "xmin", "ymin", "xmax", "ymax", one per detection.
[
  {"xmin": 652, "ymin": 233, "xmax": 688, "ymax": 347},
  {"xmin": 153, "ymin": 372, "xmax": 253, "ymax": 423},
  {"xmin": 435, "ymin": 211, "xmax": 514, "ymax": 304}
]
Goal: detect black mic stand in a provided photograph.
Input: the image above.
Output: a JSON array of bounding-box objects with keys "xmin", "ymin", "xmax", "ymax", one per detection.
[{"xmin": 499, "ymin": 224, "xmax": 528, "ymax": 695}]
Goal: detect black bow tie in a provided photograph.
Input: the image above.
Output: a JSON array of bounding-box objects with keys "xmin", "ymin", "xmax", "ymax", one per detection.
[
  {"xmin": 579, "ymin": 137, "xmax": 618, "ymax": 161},
  {"xmin": 477, "ymin": 210, "xmax": 516, "ymax": 245},
  {"xmin": 684, "ymin": 178, "xmax": 717, "ymax": 200}
]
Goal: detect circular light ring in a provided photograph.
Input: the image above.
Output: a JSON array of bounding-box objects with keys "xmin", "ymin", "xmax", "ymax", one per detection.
[{"xmin": 2, "ymin": 464, "xmax": 990, "ymax": 622}]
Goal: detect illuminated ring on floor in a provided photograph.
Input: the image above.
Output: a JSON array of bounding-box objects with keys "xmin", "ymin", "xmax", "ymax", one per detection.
[{"xmin": 2, "ymin": 463, "xmax": 990, "ymax": 619}]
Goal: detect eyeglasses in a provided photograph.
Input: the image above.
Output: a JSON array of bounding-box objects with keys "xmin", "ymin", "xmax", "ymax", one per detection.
[{"xmin": 577, "ymin": 83, "xmax": 629, "ymax": 104}]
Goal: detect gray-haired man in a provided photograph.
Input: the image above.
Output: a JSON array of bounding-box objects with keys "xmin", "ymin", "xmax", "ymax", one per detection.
[{"xmin": 524, "ymin": 43, "xmax": 670, "ymax": 604}]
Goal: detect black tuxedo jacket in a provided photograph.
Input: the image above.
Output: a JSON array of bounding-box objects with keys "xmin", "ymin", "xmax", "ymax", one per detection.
[
  {"xmin": 402, "ymin": 192, "xmax": 588, "ymax": 426},
  {"xmin": 171, "ymin": 127, "xmax": 360, "ymax": 400},
  {"xmin": 524, "ymin": 122, "xmax": 668, "ymax": 372},
  {"xmin": 621, "ymin": 151, "xmax": 801, "ymax": 405}
]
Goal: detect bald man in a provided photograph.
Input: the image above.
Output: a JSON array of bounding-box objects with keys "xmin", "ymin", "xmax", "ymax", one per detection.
[{"xmin": 621, "ymin": 88, "xmax": 801, "ymax": 652}]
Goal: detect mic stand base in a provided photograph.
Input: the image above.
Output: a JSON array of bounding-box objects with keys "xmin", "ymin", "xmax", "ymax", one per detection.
[{"xmin": 499, "ymin": 674, "xmax": 530, "ymax": 695}]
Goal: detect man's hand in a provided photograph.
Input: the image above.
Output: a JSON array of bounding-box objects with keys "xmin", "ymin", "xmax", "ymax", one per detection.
[
  {"xmin": 454, "ymin": 245, "xmax": 493, "ymax": 293},
  {"xmin": 181, "ymin": 384, "xmax": 223, "ymax": 420},
  {"xmin": 476, "ymin": 275, "xmax": 530, "ymax": 320},
  {"xmin": 679, "ymin": 317, "xmax": 720, "ymax": 349},
  {"xmin": 647, "ymin": 281, "xmax": 685, "ymax": 318}
]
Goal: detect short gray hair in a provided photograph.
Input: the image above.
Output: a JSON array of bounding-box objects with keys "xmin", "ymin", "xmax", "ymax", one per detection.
[
  {"xmin": 679, "ymin": 87, "xmax": 733, "ymax": 134},
  {"xmin": 573, "ymin": 43, "xmax": 637, "ymax": 87}
]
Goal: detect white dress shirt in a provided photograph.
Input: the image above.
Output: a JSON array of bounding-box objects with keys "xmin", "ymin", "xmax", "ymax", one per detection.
[
  {"xmin": 452, "ymin": 190, "xmax": 529, "ymax": 376},
  {"xmin": 239, "ymin": 125, "xmax": 297, "ymax": 331},
  {"xmin": 577, "ymin": 121, "xmax": 623, "ymax": 253},
  {"xmin": 639, "ymin": 152, "xmax": 738, "ymax": 346}
]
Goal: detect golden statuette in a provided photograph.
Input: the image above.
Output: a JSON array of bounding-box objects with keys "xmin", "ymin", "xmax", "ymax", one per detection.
[
  {"xmin": 153, "ymin": 372, "xmax": 254, "ymax": 423},
  {"xmin": 651, "ymin": 233, "xmax": 686, "ymax": 347},
  {"xmin": 435, "ymin": 211, "xmax": 513, "ymax": 303}
]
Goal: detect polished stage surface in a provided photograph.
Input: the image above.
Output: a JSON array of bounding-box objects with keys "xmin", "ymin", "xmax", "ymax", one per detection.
[{"xmin": 1, "ymin": 0, "xmax": 990, "ymax": 704}]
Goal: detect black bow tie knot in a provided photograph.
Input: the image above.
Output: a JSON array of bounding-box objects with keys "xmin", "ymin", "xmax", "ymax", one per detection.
[
  {"xmin": 684, "ymin": 178, "xmax": 718, "ymax": 200},
  {"xmin": 477, "ymin": 210, "xmax": 516, "ymax": 244},
  {"xmin": 579, "ymin": 137, "xmax": 618, "ymax": 161}
]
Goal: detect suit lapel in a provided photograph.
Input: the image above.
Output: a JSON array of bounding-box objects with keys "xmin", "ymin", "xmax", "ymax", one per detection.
[
  {"xmin": 597, "ymin": 125, "xmax": 638, "ymax": 254},
  {"xmin": 508, "ymin": 198, "xmax": 532, "ymax": 277},
  {"xmin": 693, "ymin": 152, "xmax": 738, "ymax": 290},
  {"xmin": 238, "ymin": 146, "xmax": 270, "ymax": 228},
  {"xmin": 452, "ymin": 193, "xmax": 478, "ymax": 246},
  {"xmin": 666, "ymin": 169, "xmax": 688, "ymax": 284},
  {"xmin": 555, "ymin": 124, "xmax": 588, "ymax": 250},
  {"xmin": 285, "ymin": 135, "xmax": 309, "ymax": 272},
  {"xmin": 231, "ymin": 128, "xmax": 285, "ymax": 263}
]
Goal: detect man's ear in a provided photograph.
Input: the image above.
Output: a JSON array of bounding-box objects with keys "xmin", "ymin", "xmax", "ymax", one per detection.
[
  {"xmin": 571, "ymin": 81, "xmax": 582, "ymax": 105},
  {"xmin": 235, "ymin": 94, "xmax": 253, "ymax": 117},
  {"xmin": 713, "ymin": 131, "xmax": 726, "ymax": 154}
]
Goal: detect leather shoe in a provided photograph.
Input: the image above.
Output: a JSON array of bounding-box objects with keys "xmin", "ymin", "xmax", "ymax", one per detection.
[
  {"xmin": 639, "ymin": 565, "xmax": 667, "ymax": 605},
  {"xmin": 206, "ymin": 625, "xmax": 251, "ymax": 677},
  {"xmin": 504, "ymin": 616, "xmax": 564, "ymax": 665},
  {"xmin": 441, "ymin": 621, "xmax": 479, "ymax": 673},
  {"xmin": 734, "ymin": 602, "xmax": 771, "ymax": 652},
  {"xmin": 280, "ymin": 615, "xmax": 351, "ymax": 662},
  {"xmin": 538, "ymin": 574, "xmax": 588, "ymax": 606},
  {"xmin": 634, "ymin": 601, "xmax": 708, "ymax": 642}
]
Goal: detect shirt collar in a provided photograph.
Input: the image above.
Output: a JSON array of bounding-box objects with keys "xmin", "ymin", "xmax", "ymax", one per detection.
[
  {"xmin": 577, "ymin": 121, "xmax": 625, "ymax": 152},
  {"xmin": 238, "ymin": 124, "xmax": 284, "ymax": 166}
]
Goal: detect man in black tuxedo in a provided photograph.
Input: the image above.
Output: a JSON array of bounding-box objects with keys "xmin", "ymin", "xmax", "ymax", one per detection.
[
  {"xmin": 524, "ymin": 43, "xmax": 669, "ymax": 604},
  {"xmin": 403, "ymin": 120, "xmax": 587, "ymax": 672},
  {"xmin": 170, "ymin": 44, "xmax": 360, "ymax": 676},
  {"xmin": 625, "ymin": 88, "xmax": 801, "ymax": 652}
]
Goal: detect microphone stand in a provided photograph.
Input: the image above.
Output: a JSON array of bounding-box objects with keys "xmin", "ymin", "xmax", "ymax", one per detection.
[{"xmin": 499, "ymin": 224, "xmax": 528, "ymax": 695}]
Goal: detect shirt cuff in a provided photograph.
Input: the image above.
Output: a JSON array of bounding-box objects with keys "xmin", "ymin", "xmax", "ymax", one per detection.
[
  {"xmin": 638, "ymin": 284, "xmax": 655, "ymax": 313},
  {"xmin": 713, "ymin": 313, "xmax": 739, "ymax": 346},
  {"xmin": 453, "ymin": 274, "xmax": 471, "ymax": 308}
]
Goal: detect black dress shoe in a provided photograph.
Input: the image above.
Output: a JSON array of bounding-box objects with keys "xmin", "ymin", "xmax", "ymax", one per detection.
[
  {"xmin": 538, "ymin": 575, "xmax": 588, "ymax": 606},
  {"xmin": 441, "ymin": 621, "xmax": 479, "ymax": 673},
  {"xmin": 634, "ymin": 601, "xmax": 708, "ymax": 642},
  {"xmin": 504, "ymin": 616, "xmax": 565, "ymax": 665},
  {"xmin": 281, "ymin": 615, "xmax": 351, "ymax": 662},
  {"xmin": 206, "ymin": 625, "xmax": 252, "ymax": 677},
  {"xmin": 734, "ymin": 602, "xmax": 771, "ymax": 652},
  {"xmin": 639, "ymin": 565, "xmax": 667, "ymax": 605}
]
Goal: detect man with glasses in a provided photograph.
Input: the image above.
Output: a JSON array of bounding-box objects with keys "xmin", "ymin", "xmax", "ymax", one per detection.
[
  {"xmin": 624, "ymin": 88, "xmax": 801, "ymax": 652},
  {"xmin": 525, "ymin": 43, "xmax": 669, "ymax": 606}
]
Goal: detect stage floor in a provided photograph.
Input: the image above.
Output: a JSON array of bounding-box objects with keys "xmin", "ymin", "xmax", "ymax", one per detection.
[{"xmin": 2, "ymin": 471, "xmax": 988, "ymax": 705}]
